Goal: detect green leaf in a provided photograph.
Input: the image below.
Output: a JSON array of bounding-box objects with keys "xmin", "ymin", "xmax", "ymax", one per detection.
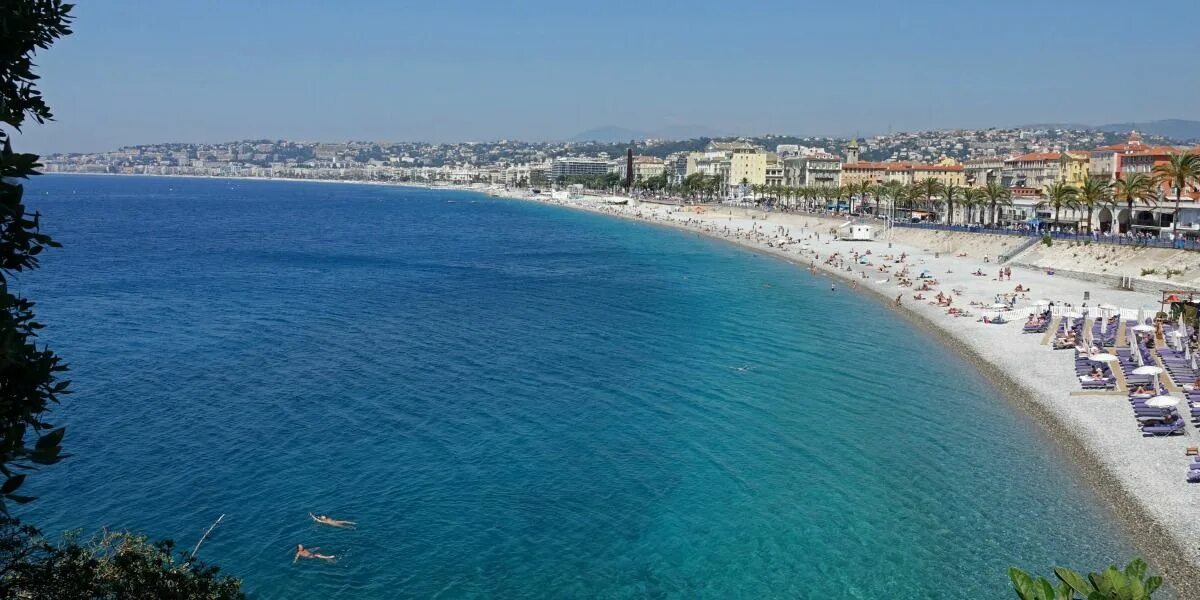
[
  {"xmin": 1055, "ymin": 567, "xmax": 1093, "ymax": 596},
  {"xmin": 1145, "ymin": 575, "xmax": 1162, "ymax": 595},
  {"xmin": 1124, "ymin": 558, "xmax": 1146, "ymax": 581},
  {"xmin": 34, "ymin": 426, "xmax": 64, "ymax": 450},
  {"xmin": 0, "ymin": 474, "xmax": 25, "ymax": 494},
  {"xmin": 1036, "ymin": 578, "xmax": 1056, "ymax": 600},
  {"xmin": 1010, "ymin": 568, "xmax": 1036, "ymax": 599}
]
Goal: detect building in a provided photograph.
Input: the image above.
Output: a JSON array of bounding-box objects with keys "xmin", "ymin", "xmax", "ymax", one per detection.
[
  {"xmin": 765, "ymin": 153, "xmax": 784, "ymax": 187},
  {"xmin": 666, "ymin": 153, "xmax": 690, "ymax": 185},
  {"xmin": 840, "ymin": 160, "xmax": 964, "ymax": 188},
  {"xmin": 1060, "ymin": 151, "xmax": 1090, "ymax": 187},
  {"xmin": 845, "ymin": 139, "xmax": 860, "ymax": 164},
  {"xmin": 964, "ymin": 157, "xmax": 1004, "ymax": 188},
  {"xmin": 783, "ymin": 153, "xmax": 842, "ymax": 187},
  {"xmin": 1002, "ymin": 152, "xmax": 1083, "ymax": 189},
  {"xmin": 634, "ymin": 156, "xmax": 666, "ymax": 181},
  {"xmin": 550, "ymin": 157, "xmax": 609, "ymax": 181},
  {"xmin": 726, "ymin": 144, "xmax": 767, "ymax": 197},
  {"xmin": 1089, "ymin": 131, "xmax": 1148, "ymax": 182}
]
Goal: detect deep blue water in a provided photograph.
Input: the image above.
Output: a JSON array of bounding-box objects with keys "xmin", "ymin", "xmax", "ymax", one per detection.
[{"xmin": 15, "ymin": 175, "xmax": 1132, "ymax": 598}]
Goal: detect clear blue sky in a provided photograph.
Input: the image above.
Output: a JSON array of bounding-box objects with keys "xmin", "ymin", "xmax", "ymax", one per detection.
[{"xmin": 17, "ymin": 0, "xmax": 1200, "ymax": 153}]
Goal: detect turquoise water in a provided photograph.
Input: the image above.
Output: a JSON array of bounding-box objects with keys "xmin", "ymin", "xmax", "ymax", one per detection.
[{"xmin": 17, "ymin": 175, "xmax": 1132, "ymax": 598}]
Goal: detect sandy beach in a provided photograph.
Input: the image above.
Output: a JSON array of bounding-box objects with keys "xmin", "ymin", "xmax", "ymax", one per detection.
[{"xmin": 490, "ymin": 190, "xmax": 1200, "ymax": 591}]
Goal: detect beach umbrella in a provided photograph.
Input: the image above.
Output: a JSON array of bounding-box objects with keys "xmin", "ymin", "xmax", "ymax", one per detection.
[
  {"xmin": 1130, "ymin": 331, "xmax": 1145, "ymax": 367},
  {"xmin": 1098, "ymin": 303, "xmax": 1118, "ymax": 311},
  {"xmin": 1133, "ymin": 365, "xmax": 1163, "ymax": 390},
  {"xmin": 1089, "ymin": 353, "xmax": 1118, "ymax": 363},
  {"xmin": 1167, "ymin": 330, "xmax": 1186, "ymax": 351},
  {"xmin": 1137, "ymin": 307, "xmax": 1146, "ymax": 325},
  {"xmin": 1035, "ymin": 299, "xmax": 1051, "ymax": 307},
  {"xmin": 991, "ymin": 303, "xmax": 1008, "ymax": 310},
  {"xmin": 1146, "ymin": 395, "xmax": 1180, "ymax": 408}
]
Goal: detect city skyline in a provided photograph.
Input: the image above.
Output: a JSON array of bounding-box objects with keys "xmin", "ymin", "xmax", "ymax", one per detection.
[{"xmin": 16, "ymin": 0, "xmax": 1200, "ymax": 154}]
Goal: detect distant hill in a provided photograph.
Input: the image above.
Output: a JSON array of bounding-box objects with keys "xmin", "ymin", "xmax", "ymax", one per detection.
[
  {"xmin": 1022, "ymin": 119, "xmax": 1200, "ymax": 142},
  {"xmin": 569, "ymin": 124, "xmax": 728, "ymax": 143},
  {"xmin": 569, "ymin": 126, "xmax": 650, "ymax": 143},
  {"xmin": 1095, "ymin": 119, "xmax": 1200, "ymax": 141}
]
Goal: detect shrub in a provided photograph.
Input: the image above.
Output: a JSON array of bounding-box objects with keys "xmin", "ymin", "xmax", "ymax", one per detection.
[
  {"xmin": 1009, "ymin": 558, "xmax": 1161, "ymax": 599},
  {"xmin": 0, "ymin": 517, "xmax": 243, "ymax": 599}
]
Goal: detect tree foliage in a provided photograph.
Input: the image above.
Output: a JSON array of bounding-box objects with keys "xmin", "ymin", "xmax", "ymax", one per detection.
[
  {"xmin": 1009, "ymin": 558, "xmax": 1161, "ymax": 600},
  {"xmin": 0, "ymin": 2, "xmax": 245, "ymax": 596},
  {"xmin": 0, "ymin": 517, "xmax": 243, "ymax": 599},
  {"xmin": 0, "ymin": 0, "xmax": 75, "ymax": 511}
]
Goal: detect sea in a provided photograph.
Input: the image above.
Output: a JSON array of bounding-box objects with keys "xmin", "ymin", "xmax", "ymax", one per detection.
[{"xmin": 16, "ymin": 174, "xmax": 1133, "ymax": 598}]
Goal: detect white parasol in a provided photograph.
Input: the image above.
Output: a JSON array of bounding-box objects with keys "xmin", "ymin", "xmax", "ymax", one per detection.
[
  {"xmin": 1133, "ymin": 365, "xmax": 1164, "ymax": 390},
  {"xmin": 1146, "ymin": 395, "xmax": 1180, "ymax": 408}
]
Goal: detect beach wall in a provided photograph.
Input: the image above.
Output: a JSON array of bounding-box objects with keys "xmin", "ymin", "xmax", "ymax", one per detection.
[
  {"xmin": 885, "ymin": 228, "xmax": 1028, "ymax": 261},
  {"xmin": 1012, "ymin": 242, "xmax": 1200, "ymax": 291}
]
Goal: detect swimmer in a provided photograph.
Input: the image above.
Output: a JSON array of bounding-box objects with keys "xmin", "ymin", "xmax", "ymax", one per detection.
[
  {"xmin": 294, "ymin": 544, "xmax": 336, "ymax": 563},
  {"xmin": 310, "ymin": 513, "xmax": 357, "ymax": 529},
  {"xmin": 830, "ymin": 283, "xmax": 836, "ymax": 291}
]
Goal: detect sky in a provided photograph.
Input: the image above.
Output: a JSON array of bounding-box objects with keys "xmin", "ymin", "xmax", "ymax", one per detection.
[{"xmin": 15, "ymin": 0, "xmax": 1200, "ymax": 153}]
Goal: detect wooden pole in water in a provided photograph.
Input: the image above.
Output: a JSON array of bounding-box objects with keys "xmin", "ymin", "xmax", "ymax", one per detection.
[{"xmin": 190, "ymin": 514, "xmax": 225, "ymax": 560}]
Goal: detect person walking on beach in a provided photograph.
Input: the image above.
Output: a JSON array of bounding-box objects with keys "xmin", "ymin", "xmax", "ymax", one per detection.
[{"xmin": 294, "ymin": 544, "xmax": 336, "ymax": 563}]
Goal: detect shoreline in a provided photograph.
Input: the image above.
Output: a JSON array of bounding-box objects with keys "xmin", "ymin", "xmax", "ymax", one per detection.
[
  {"xmin": 500, "ymin": 194, "xmax": 1200, "ymax": 593},
  {"xmin": 44, "ymin": 172, "xmax": 1200, "ymax": 592}
]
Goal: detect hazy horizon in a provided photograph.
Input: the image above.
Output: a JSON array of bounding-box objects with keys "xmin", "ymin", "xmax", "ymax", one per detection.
[{"xmin": 16, "ymin": 0, "xmax": 1200, "ymax": 154}]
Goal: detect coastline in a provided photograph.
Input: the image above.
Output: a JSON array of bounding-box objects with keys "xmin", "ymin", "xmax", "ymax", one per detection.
[
  {"xmin": 497, "ymin": 193, "xmax": 1200, "ymax": 593},
  {"xmin": 44, "ymin": 173, "xmax": 1200, "ymax": 592}
]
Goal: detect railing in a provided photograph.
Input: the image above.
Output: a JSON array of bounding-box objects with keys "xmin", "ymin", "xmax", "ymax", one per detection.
[{"xmin": 891, "ymin": 221, "xmax": 1200, "ymax": 251}]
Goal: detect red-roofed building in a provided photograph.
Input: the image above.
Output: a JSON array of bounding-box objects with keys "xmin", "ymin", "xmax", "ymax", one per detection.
[
  {"xmin": 1002, "ymin": 151, "xmax": 1085, "ymax": 189},
  {"xmin": 840, "ymin": 160, "xmax": 964, "ymax": 188},
  {"xmin": 1089, "ymin": 131, "xmax": 1148, "ymax": 182}
]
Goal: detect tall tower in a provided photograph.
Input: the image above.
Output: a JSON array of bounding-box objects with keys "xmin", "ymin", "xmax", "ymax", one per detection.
[
  {"xmin": 624, "ymin": 142, "xmax": 634, "ymax": 191},
  {"xmin": 845, "ymin": 139, "xmax": 860, "ymax": 164}
]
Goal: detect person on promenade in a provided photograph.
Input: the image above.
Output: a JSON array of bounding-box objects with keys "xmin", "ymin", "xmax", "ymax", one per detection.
[
  {"xmin": 310, "ymin": 513, "xmax": 356, "ymax": 528},
  {"xmin": 294, "ymin": 544, "xmax": 336, "ymax": 562}
]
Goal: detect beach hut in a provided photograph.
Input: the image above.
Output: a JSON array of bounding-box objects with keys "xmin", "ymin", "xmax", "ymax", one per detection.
[{"xmin": 838, "ymin": 222, "xmax": 874, "ymax": 241}]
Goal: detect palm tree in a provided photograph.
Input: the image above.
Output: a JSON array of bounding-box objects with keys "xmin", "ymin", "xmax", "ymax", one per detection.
[
  {"xmin": 982, "ymin": 181, "xmax": 1011, "ymax": 227},
  {"xmin": 801, "ymin": 186, "xmax": 817, "ymax": 211},
  {"xmin": 1153, "ymin": 152, "xmax": 1200, "ymax": 237},
  {"xmin": 1113, "ymin": 173, "xmax": 1157, "ymax": 234},
  {"xmin": 940, "ymin": 183, "xmax": 962, "ymax": 226},
  {"xmin": 962, "ymin": 187, "xmax": 985, "ymax": 226},
  {"xmin": 913, "ymin": 178, "xmax": 944, "ymax": 219},
  {"xmin": 878, "ymin": 180, "xmax": 905, "ymax": 223},
  {"xmin": 851, "ymin": 180, "xmax": 872, "ymax": 215},
  {"xmin": 1040, "ymin": 181, "xmax": 1078, "ymax": 232},
  {"xmin": 869, "ymin": 184, "xmax": 884, "ymax": 216},
  {"xmin": 1075, "ymin": 177, "xmax": 1112, "ymax": 234}
]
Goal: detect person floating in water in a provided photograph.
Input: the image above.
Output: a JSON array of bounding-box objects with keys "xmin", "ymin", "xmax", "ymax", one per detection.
[
  {"xmin": 830, "ymin": 283, "xmax": 836, "ymax": 291},
  {"xmin": 294, "ymin": 544, "xmax": 336, "ymax": 563},
  {"xmin": 310, "ymin": 513, "xmax": 356, "ymax": 529}
]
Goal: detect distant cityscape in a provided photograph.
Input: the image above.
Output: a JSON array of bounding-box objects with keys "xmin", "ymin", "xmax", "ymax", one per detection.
[{"xmin": 41, "ymin": 126, "xmax": 1200, "ymax": 235}]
